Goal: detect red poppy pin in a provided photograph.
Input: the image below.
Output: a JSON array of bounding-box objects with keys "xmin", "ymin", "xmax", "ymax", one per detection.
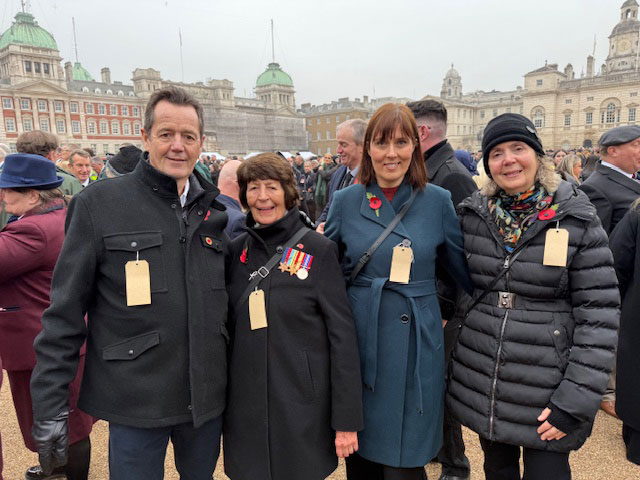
[
  {"xmin": 538, "ymin": 208, "xmax": 556, "ymax": 221},
  {"xmin": 240, "ymin": 247, "xmax": 247, "ymax": 264},
  {"xmin": 204, "ymin": 210, "xmax": 211, "ymax": 221},
  {"xmin": 366, "ymin": 193, "xmax": 382, "ymax": 217},
  {"xmin": 296, "ymin": 243, "xmax": 304, "ymax": 249}
]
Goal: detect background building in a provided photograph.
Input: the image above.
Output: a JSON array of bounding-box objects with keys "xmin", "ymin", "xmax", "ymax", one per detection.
[{"xmin": 0, "ymin": 9, "xmax": 307, "ymax": 155}]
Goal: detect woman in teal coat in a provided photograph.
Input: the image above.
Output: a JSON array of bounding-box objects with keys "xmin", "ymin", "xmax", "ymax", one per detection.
[{"xmin": 325, "ymin": 104, "xmax": 472, "ymax": 479}]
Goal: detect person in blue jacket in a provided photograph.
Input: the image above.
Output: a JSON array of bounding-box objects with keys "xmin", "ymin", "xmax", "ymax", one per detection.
[{"xmin": 325, "ymin": 103, "xmax": 472, "ymax": 480}]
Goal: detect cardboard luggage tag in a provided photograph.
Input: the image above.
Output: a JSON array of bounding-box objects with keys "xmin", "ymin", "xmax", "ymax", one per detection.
[
  {"xmin": 389, "ymin": 240, "xmax": 414, "ymax": 284},
  {"xmin": 125, "ymin": 255, "xmax": 151, "ymax": 306},
  {"xmin": 249, "ymin": 289, "xmax": 268, "ymax": 330},
  {"xmin": 543, "ymin": 225, "xmax": 569, "ymax": 267}
]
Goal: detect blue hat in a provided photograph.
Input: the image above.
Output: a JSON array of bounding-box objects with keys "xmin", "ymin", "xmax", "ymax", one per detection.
[{"xmin": 0, "ymin": 153, "xmax": 64, "ymax": 189}]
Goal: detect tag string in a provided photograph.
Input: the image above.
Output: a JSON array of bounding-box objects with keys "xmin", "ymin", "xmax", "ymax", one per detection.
[
  {"xmin": 555, "ymin": 221, "xmax": 560, "ymax": 232},
  {"xmin": 136, "ymin": 251, "xmax": 139, "ymax": 264}
]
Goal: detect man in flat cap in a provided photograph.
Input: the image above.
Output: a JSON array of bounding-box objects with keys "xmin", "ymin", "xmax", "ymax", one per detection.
[
  {"xmin": 580, "ymin": 125, "xmax": 640, "ymax": 235},
  {"xmin": 579, "ymin": 124, "xmax": 640, "ymax": 420}
]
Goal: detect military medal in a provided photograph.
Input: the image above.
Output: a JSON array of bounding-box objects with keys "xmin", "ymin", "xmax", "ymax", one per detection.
[{"xmin": 279, "ymin": 247, "xmax": 314, "ymax": 278}]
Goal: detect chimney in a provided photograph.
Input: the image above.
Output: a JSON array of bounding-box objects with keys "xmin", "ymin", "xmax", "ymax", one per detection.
[
  {"xmin": 101, "ymin": 67, "xmax": 111, "ymax": 84},
  {"xmin": 363, "ymin": 95, "xmax": 369, "ymax": 104},
  {"xmin": 564, "ymin": 63, "xmax": 574, "ymax": 79},
  {"xmin": 64, "ymin": 61, "xmax": 73, "ymax": 81},
  {"xmin": 587, "ymin": 55, "xmax": 594, "ymax": 77}
]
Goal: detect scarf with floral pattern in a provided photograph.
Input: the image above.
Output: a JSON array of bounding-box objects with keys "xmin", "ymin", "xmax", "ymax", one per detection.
[{"xmin": 488, "ymin": 184, "xmax": 553, "ymax": 253}]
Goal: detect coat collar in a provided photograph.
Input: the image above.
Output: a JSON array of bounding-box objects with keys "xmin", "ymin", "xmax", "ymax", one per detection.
[
  {"xmin": 360, "ymin": 179, "xmax": 412, "ymax": 239},
  {"xmin": 133, "ymin": 152, "xmax": 220, "ymax": 201},
  {"xmin": 595, "ymin": 161, "xmax": 640, "ymax": 194},
  {"xmin": 424, "ymin": 140, "xmax": 453, "ymax": 181},
  {"xmin": 244, "ymin": 207, "xmax": 312, "ymax": 249}
]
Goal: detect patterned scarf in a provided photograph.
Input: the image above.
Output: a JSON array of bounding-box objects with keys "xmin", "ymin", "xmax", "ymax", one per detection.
[{"xmin": 488, "ymin": 184, "xmax": 552, "ymax": 252}]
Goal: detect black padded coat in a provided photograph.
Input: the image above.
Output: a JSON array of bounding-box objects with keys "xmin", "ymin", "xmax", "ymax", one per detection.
[{"xmin": 447, "ymin": 181, "xmax": 620, "ymax": 452}]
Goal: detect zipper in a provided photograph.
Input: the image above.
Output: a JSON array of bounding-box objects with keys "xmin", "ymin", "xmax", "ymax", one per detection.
[{"xmin": 489, "ymin": 309, "xmax": 509, "ymax": 440}]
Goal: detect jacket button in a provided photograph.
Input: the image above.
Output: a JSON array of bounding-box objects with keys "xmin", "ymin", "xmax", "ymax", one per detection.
[
  {"xmin": 171, "ymin": 203, "xmax": 177, "ymax": 209},
  {"xmin": 553, "ymin": 330, "xmax": 561, "ymax": 336},
  {"xmin": 400, "ymin": 314, "xmax": 409, "ymax": 324},
  {"xmin": 152, "ymin": 185, "xmax": 159, "ymax": 192},
  {"xmin": 180, "ymin": 237, "xmax": 186, "ymax": 243},
  {"xmin": 187, "ymin": 404, "xmax": 193, "ymax": 411},
  {"xmin": 128, "ymin": 349, "xmax": 134, "ymax": 356},
  {"xmin": 276, "ymin": 246, "xmax": 283, "ymax": 254},
  {"xmin": 197, "ymin": 210, "xmax": 203, "ymax": 215},
  {"xmin": 130, "ymin": 241, "xmax": 137, "ymax": 248}
]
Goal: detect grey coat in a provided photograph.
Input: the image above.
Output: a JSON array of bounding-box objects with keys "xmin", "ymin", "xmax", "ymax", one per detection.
[
  {"xmin": 31, "ymin": 156, "xmax": 229, "ymax": 428},
  {"xmin": 447, "ymin": 181, "xmax": 620, "ymax": 452}
]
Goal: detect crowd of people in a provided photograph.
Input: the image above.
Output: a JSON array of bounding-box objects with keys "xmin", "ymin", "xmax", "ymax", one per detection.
[{"xmin": 0, "ymin": 86, "xmax": 638, "ymax": 480}]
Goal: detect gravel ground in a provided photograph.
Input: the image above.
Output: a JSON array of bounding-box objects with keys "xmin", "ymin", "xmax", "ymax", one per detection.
[{"xmin": 2, "ymin": 382, "xmax": 639, "ymax": 479}]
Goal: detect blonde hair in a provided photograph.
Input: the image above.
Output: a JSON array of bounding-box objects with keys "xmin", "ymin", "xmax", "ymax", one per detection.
[
  {"xmin": 481, "ymin": 155, "xmax": 561, "ymax": 196},
  {"xmin": 556, "ymin": 154, "xmax": 581, "ymax": 181}
]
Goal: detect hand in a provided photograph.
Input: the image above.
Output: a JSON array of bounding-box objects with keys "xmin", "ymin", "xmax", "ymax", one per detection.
[
  {"xmin": 335, "ymin": 431, "xmax": 358, "ymax": 458},
  {"xmin": 316, "ymin": 222, "xmax": 326, "ymax": 234},
  {"xmin": 32, "ymin": 411, "xmax": 69, "ymax": 474},
  {"xmin": 537, "ymin": 407, "xmax": 567, "ymax": 441},
  {"xmin": 442, "ymin": 318, "xmax": 448, "ymax": 328}
]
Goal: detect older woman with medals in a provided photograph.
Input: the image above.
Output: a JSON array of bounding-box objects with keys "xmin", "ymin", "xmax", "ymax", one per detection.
[
  {"xmin": 447, "ymin": 113, "xmax": 619, "ymax": 479},
  {"xmin": 325, "ymin": 103, "xmax": 472, "ymax": 479},
  {"xmin": 224, "ymin": 153, "xmax": 363, "ymax": 480}
]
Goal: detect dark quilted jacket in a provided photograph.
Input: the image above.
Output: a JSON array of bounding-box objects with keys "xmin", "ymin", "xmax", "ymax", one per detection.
[{"xmin": 447, "ymin": 181, "xmax": 620, "ymax": 452}]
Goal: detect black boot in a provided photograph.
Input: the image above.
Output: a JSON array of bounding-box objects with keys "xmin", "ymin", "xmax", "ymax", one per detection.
[
  {"xmin": 64, "ymin": 437, "xmax": 91, "ymax": 480},
  {"xmin": 24, "ymin": 465, "xmax": 66, "ymax": 480}
]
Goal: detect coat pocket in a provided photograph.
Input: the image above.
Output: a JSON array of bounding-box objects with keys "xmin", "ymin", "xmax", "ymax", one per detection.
[
  {"xmin": 548, "ymin": 325, "xmax": 570, "ymax": 371},
  {"xmin": 102, "ymin": 331, "xmax": 160, "ymax": 360},
  {"xmin": 103, "ymin": 231, "xmax": 168, "ymax": 294},
  {"xmin": 297, "ymin": 350, "xmax": 316, "ymax": 404}
]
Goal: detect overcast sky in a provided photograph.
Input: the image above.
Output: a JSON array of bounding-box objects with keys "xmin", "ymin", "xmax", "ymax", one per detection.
[{"xmin": 3, "ymin": 0, "xmax": 627, "ymax": 105}]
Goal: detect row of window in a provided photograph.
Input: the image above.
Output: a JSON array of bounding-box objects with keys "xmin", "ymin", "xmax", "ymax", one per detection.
[
  {"xmin": 24, "ymin": 60, "xmax": 52, "ymax": 76},
  {"xmin": 5, "ymin": 117, "xmax": 141, "ymax": 136},
  {"xmin": 80, "ymin": 87, "xmax": 135, "ymax": 97},
  {"xmin": 2, "ymin": 97, "xmax": 141, "ymax": 117},
  {"xmin": 85, "ymin": 103, "xmax": 139, "ymax": 116},
  {"xmin": 309, "ymin": 114, "xmax": 352, "ymax": 125},
  {"xmin": 532, "ymin": 104, "xmax": 637, "ymax": 128}
]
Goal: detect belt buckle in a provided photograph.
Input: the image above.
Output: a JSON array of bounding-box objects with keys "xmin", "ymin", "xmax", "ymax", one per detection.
[{"xmin": 498, "ymin": 291, "xmax": 516, "ymax": 309}]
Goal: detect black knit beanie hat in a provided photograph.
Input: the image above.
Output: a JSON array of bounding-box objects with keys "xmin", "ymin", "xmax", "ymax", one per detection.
[{"xmin": 482, "ymin": 113, "xmax": 545, "ymax": 177}]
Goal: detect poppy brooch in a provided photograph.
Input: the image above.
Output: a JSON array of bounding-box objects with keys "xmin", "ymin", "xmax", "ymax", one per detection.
[{"xmin": 366, "ymin": 193, "xmax": 382, "ymax": 217}]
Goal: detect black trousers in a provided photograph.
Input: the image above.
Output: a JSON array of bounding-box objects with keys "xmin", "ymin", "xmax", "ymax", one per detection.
[
  {"xmin": 479, "ymin": 437, "xmax": 571, "ymax": 480},
  {"xmin": 437, "ymin": 319, "xmax": 470, "ymax": 477},
  {"xmin": 346, "ymin": 453, "xmax": 428, "ymax": 480},
  {"xmin": 623, "ymin": 424, "xmax": 640, "ymax": 465}
]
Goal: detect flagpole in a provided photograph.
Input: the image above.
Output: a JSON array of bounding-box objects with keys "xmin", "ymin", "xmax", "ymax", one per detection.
[{"xmin": 179, "ymin": 28, "xmax": 184, "ymax": 82}]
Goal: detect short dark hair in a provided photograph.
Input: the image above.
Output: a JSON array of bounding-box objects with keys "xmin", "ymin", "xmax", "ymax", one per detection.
[
  {"xmin": 16, "ymin": 130, "xmax": 58, "ymax": 157},
  {"xmin": 358, "ymin": 103, "xmax": 427, "ymax": 189},
  {"xmin": 144, "ymin": 86, "xmax": 204, "ymax": 137},
  {"xmin": 237, "ymin": 153, "xmax": 301, "ymax": 210},
  {"xmin": 406, "ymin": 99, "xmax": 448, "ymax": 125},
  {"xmin": 69, "ymin": 149, "xmax": 91, "ymax": 165}
]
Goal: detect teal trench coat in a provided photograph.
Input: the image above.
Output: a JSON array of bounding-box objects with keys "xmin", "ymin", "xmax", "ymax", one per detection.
[{"xmin": 325, "ymin": 180, "xmax": 471, "ymax": 467}]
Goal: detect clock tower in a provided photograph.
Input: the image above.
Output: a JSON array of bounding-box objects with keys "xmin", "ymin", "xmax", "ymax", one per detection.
[{"xmin": 606, "ymin": 0, "xmax": 640, "ymax": 72}]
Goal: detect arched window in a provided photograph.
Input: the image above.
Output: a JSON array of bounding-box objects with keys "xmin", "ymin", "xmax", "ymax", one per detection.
[
  {"xmin": 118, "ymin": 90, "xmax": 124, "ymax": 96},
  {"xmin": 128, "ymin": 92, "xmax": 135, "ymax": 97},
  {"xmin": 94, "ymin": 88, "xmax": 101, "ymax": 94},
  {"xmin": 82, "ymin": 86, "xmax": 89, "ymax": 93},
  {"xmin": 106, "ymin": 89, "xmax": 113, "ymax": 95},
  {"xmin": 532, "ymin": 108, "xmax": 545, "ymax": 128},
  {"xmin": 602, "ymin": 102, "xmax": 620, "ymax": 124}
]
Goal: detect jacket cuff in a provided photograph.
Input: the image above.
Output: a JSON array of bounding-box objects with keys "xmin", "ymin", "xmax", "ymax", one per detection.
[{"xmin": 547, "ymin": 403, "xmax": 582, "ymax": 434}]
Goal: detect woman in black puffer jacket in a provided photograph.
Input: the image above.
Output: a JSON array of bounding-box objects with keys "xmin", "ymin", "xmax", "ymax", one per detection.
[{"xmin": 447, "ymin": 114, "xmax": 619, "ymax": 480}]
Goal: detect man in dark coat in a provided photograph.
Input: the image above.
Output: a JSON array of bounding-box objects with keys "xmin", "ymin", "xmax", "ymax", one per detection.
[
  {"xmin": 609, "ymin": 204, "xmax": 640, "ymax": 465},
  {"xmin": 407, "ymin": 99, "xmax": 477, "ymax": 480},
  {"xmin": 579, "ymin": 124, "xmax": 640, "ymax": 418},
  {"xmin": 315, "ymin": 119, "xmax": 367, "ymax": 231},
  {"xmin": 580, "ymin": 125, "xmax": 640, "ymax": 235},
  {"xmin": 30, "ymin": 86, "xmax": 229, "ymax": 479}
]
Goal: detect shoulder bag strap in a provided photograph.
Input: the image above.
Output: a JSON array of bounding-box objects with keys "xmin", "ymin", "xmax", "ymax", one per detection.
[
  {"xmin": 240, "ymin": 226, "xmax": 309, "ymax": 303},
  {"xmin": 463, "ymin": 248, "xmax": 524, "ymax": 318},
  {"xmin": 348, "ymin": 188, "xmax": 418, "ymax": 286}
]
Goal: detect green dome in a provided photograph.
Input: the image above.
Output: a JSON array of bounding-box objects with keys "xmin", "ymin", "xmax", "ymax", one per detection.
[
  {"xmin": 256, "ymin": 62, "xmax": 293, "ymax": 87},
  {"xmin": 72, "ymin": 62, "xmax": 94, "ymax": 81},
  {"xmin": 0, "ymin": 12, "xmax": 58, "ymax": 50}
]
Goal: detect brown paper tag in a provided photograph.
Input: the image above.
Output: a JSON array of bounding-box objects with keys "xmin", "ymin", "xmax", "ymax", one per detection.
[
  {"xmin": 543, "ymin": 228, "xmax": 569, "ymax": 267},
  {"xmin": 249, "ymin": 289, "xmax": 268, "ymax": 330},
  {"xmin": 389, "ymin": 246, "xmax": 413, "ymax": 284},
  {"xmin": 125, "ymin": 260, "xmax": 151, "ymax": 306}
]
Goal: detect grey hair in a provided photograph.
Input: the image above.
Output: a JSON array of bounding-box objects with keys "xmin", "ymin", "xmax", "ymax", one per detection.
[
  {"xmin": 481, "ymin": 154, "xmax": 561, "ymax": 196},
  {"xmin": 337, "ymin": 118, "xmax": 367, "ymax": 145},
  {"xmin": 556, "ymin": 154, "xmax": 581, "ymax": 179},
  {"xmin": 68, "ymin": 149, "xmax": 90, "ymax": 165}
]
